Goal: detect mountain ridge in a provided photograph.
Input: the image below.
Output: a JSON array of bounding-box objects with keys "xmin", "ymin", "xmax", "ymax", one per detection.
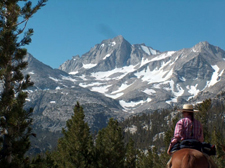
[
  {"xmin": 21, "ymin": 36, "xmax": 225, "ymax": 154},
  {"xmin": 57, "ymin": 36, "xmax": 225, "ymax": 113}
]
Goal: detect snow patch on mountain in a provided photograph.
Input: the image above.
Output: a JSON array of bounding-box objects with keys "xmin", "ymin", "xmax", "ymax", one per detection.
[
  {"xmin": 112, "ymin": 82, "xmax": 134, "ymax": 94},
  {"xmin": 135, "ymin": 62, "xmax": 173, "ymax": 84},
  {"xmin": 187, "ymin": 84, "xmax": 200, "ymax": 100},
  {"xmin": 28, "ymin": 71, "xmax": 35, "ymax": 75},
  {"xmin": 192, "ymin": 48, "xmax": 197, "ymax": 52},
  {"xmin": 100, "ymin": 43, "xmax": 105, "ymax": 48},
  {"xmin": 69, "ymin": 71, "xmax": 78, "ymax": 75},
  {"xmin": 49, "ymin": 76, "xmax": 60, "ymax": 82},
  {"xmin": 90, "ymin": 84, "xmax": 111, "ymax": 94},
  {"xmin": 83, "ymin": 63, "xmax": 97, "ymax": 69},
  {"xmin": 140, "ymin": 45, "xmax": 159, "ymax": 56},
  {"xmin": 105, "ymin": 93, "xmax": 124, "ymax": 99},
  {"xmin": 140, "ymin": 58, "xmax": 150, "ymax": 67},
  {"xmin": 139, "ymin": 51, "xmax": 175, "ymax": 68},
  {"xmin": 141, "ymin": 45, "xmax": 151, "ymax": 55},
  {"xmin": 173, "ymin": 83, "xmax": 185, "ymax": 98},
  {"xmin": 149, "ymin": 48, "xmax": 158, "ymax": 55},
  {"xmin": 79, "ymin": 82, "xmax": 103, "ymax": 88},
  {"xmin": 120, "ymin": 98, "xmax": 152, "ymax": 111},
  {"xmin": 61, "ymin": 75, "xmax": 77, "ymax": 82},
  {"xmin": 103, "ymin": 53, "xmax": 111, "ymax": 60},
  {"xmin": 110, "ymin": 41, "xmax": 116, "ymax": 46},
  {"xmin": 207, "ymin": 65, "xmax": 223, "ymax": 87},
  {"xmin": 180, "ymin": 76, "xmax": 186, "ymax": 81},
  {"xmin": 166, "ymin": 80, "xmax": 184, "ymax": 104},
  {"xmin": 91, "ymin": 65, "xmax": 136, "ymax": 80},
  {"xmin": 143, "ymin": 88, "xmax": 156, "ymax": 95},
  {"xmin": 79, "ymin": 74, "xmax": 87, "ymax": 81},
  {"xmin": 151, "ymin": 51, "xmax": 175, "ymax": 62}
]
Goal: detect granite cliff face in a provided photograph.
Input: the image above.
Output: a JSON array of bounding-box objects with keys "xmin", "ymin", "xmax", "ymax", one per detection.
[{"xmin": 23, "ymin": 54, "xmax": 124, "ymax": 132}]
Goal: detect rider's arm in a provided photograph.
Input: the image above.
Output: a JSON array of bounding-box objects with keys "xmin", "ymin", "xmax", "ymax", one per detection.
[{"xmin": 169, "ymin": 120, "xmax": 183, "ymax": 148}]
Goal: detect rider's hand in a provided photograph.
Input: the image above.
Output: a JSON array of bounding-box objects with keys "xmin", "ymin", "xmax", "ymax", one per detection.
[{"xmin": 167, "ymin": 147, "xmax": 171, "ymax": 155}]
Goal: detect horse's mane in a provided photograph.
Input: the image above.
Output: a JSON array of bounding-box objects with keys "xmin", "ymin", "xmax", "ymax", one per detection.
[
  {"xmin": 171, "ymin": 148, "xmax": 210, "ymax": 168},
  {"xmin": 181, "ymin": 150, "xmax": 196, "ymax": 168}
]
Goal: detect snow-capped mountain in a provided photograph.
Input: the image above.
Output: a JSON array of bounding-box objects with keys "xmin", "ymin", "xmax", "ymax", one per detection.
[
  {"xmin": 60, "ymin": 35, "xmax": 160, "ymax": 74},
  {"xmin": 22, "ymin": 35, "xmax": 225, "ymax": 154},
  {"xmin": 59, "ymin": 36, "xmax": 225, "ymax": 113}
]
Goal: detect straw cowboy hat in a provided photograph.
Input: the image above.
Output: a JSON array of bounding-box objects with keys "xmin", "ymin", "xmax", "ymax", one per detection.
[{"xmin": 178, "ymin": 104, "xmax": 199, "ymax": 112}]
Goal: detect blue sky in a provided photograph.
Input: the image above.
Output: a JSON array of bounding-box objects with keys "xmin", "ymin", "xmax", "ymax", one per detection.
[{"xmin": 24, "ymin": 0, "xmax": 225, "ymax": 68}]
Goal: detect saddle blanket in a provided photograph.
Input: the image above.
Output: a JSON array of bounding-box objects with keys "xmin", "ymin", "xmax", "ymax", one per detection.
[{"xmin": 170, "ymin": 139, "xmax": 216, "ymax": 156}]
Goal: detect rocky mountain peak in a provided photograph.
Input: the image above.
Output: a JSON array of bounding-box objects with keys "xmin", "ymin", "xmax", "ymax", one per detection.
[
  {"xmin": 112, "ymin": 35, "xmax": 125, "ymax": 42},
  {"xmin": 99, "ymin": 35, "xmax": 130, "ymax": 49},
  {"xmin": 193, "ymin": 41, "xmax": 212, "ymax": 52},
  {"xmin": 197, "ymin": 41, "xmax": 209, "ymax": 47},
  {"xmin": 190, "ymin": 41, "xmax": 225, "ymax": 65}
]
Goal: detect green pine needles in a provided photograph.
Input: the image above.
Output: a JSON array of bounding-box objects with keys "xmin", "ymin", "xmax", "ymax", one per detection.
[
  {"xmin": 0, "ymin": 0, "xmax": 47, "ymax": 167},
  {"xmin": 53, "ymin": 102, "xmax": 95, "ymax": 168},
  {"xmin": 52, "ymin": 102, "xmax": 127, "ymax": 168}
]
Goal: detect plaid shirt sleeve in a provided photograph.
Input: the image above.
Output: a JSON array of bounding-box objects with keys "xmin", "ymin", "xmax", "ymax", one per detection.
[
  {"xmin": 169, "ymin": 119, "xmax": 183, "ymax": 148},
  {"xmin": 169, "ymin": 118, "xmax": 204, "ymax": 149}
]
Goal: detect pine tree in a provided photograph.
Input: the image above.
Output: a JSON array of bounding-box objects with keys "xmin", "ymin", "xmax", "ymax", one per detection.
[
  {"xmin": 195, "ymin": 99, "xmax": 212, "ymax": 142},
  {"xmin": 30, "ymin": 152, "xmax": 56, "ymax": 168},
  {"xmin": 95, "ymin": 118, "xmax": 125, "ymax": 168},
  {"xmin": 136, "ymin": 148, "xmax": 153, "ymax": 168},
  {"xmin": 124, "ymin": 138, "xmax": 137, "ymax": 168},
  {"xmin": 0, "ymin": 0, "xmax": 47, "ymax": 167},
  {"xmin": 211, "ymin": 127, "xmax": 225, "ymax": 167},
  {"xmin": 53, "ymin": 102, "xmax": 95, "ymax": 168},
  {"xmin": 152, "ymin": 146, "xmax": 161, "ymax": 168}
]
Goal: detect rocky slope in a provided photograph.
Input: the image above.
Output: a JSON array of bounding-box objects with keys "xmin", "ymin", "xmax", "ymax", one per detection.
[
  {"xmin": 59, "ymin": 36, "xmax": 225, "ymax": 112},
  {"xmin": 21, "ymin": 36, "xmax": 225, "ymax": 154}
]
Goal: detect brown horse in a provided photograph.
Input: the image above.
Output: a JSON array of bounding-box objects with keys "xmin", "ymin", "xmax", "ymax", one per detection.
[{"xmin": 170, "ymin": 148, "xmax": 217, "ymax": 168}]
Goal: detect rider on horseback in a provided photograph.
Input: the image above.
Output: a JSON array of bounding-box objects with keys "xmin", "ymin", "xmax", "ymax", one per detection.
[
  {"xmin": 167, "ymin": 104, "xmax": 203, "ymax": 154},
  {"xmin": 166, "ymin": 104, "xmax": 217, "ymax": 168}
]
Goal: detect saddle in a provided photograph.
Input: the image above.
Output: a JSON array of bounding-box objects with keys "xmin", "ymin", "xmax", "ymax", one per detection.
[{"xmin": 170, "ymin": 139, "xmax": 216, "ymax": 156}]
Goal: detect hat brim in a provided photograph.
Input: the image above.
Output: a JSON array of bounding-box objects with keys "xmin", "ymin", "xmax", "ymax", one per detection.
[{"xmin": 178, "ymin": 109, "xmax": 199, "ymax": 112}]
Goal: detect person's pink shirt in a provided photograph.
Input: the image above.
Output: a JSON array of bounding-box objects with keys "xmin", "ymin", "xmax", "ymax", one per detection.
[{"xmin": 169, "ymin": 116, "xmax": 204, "ymax": 148}]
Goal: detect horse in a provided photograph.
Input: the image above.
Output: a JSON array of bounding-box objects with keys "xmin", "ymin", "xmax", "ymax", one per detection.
[{"xmin": 169, "ymin": 148, "xmax": 217, "ymax": 168}]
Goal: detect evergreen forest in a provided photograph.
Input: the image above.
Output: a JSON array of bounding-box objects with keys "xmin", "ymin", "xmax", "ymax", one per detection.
[{"xmin": 30, "ymin": 99, "xmax": 225, "ymax": 168}]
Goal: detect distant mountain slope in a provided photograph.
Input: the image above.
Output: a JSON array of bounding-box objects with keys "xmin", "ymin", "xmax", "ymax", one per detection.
[
  {"xmin": 23, "ymin": 53, "xmax": 126, "ymax": 154},
  {"xmin": 59, "ymin": 36, "xmax": 225, "ymax": 113},
  {"xmin": 23, "ymin": 53, "xmax": 125, "ymax": 132}
]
